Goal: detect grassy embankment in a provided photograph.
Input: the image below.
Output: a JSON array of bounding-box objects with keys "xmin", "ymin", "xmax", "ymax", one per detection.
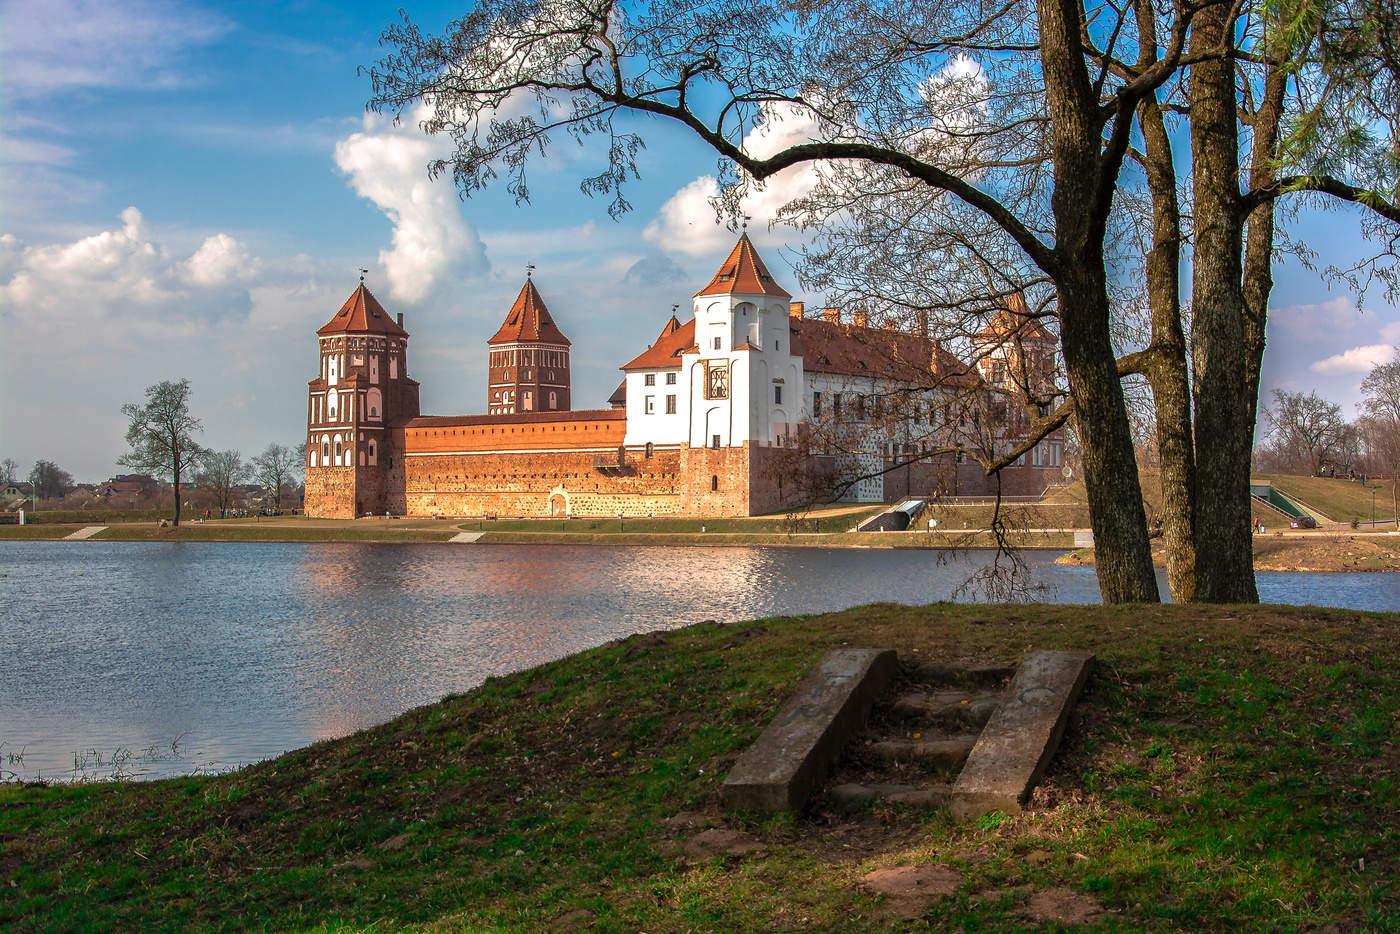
[
  {"xmin": 1255, "ymin": 474, "xmax": 1398, "ymax": 526},
  {"xmin": 3, "ymin": 603, "xmax": 1397, "ymax": 931}
]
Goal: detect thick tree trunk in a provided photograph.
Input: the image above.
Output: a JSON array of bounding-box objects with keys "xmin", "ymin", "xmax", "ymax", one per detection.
[
  {"xmin": 1038, "ymin": 0, "xmax": 1159, "ymax": 602},
  {"xmin": 1189, "ymin": 7, "xmax": 1258, "ymax": 602},
  {"xmin": 173, "ymin": 468, "xmax": 182, "ymax": 527},
  {"xmin": 1136, "ymin": 87, "xmax": 1197, "ymax": 603}
]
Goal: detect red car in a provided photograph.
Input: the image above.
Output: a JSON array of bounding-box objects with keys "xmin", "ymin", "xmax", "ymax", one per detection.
[{"xmin": 1290, "ymin": 516, "xmax": 1318, "ymax": 529}]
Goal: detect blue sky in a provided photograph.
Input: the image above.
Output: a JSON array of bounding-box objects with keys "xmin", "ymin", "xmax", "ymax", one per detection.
[{"xmin": 2, "ymin": 0, "xmax": 1397, "ymax": 482}]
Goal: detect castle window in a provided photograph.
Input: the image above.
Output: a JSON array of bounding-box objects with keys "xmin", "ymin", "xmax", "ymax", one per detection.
[
  {"xmin": 645, "ymin": 443, "xmax": 654, "ymax": 458},
  {"xmin": 711, "ymin": 475, "xmax": 719, "ymax": 490},
  {"xmin": 812, "ymin": 392, "xmax": 822, "ymax": 418},
  {"xmin": 712, "ymin": 434, "xmax": 721, "ymax": 449},
  {"xmin": 665, "ymin": 372, "xmax": 676, "ymax": 385},
  {"xmin": 334, "ymin": 439, "xmax": 343, "ymax": 461},
  {"xmin": 523, "ymin": 391, "xmax": 533, "ymax": 411},
  {"xmin": 644, "ymin": 373, "xmax": 655, "ymax": 386},
  {"xmin": 549, "ymin": 391, "xmax": 557, "ymax": 409},
  {"xmin": 774, "ymin": 385, "xmax": 782, "ymax": 405},
  {"xmin": 665, "ymin": 394, "xmax": 677, "ymax": 414},
  {"xmin": 322, "ymin": 441, "xmax": 330, "ymax": 461},
  {"xmin": 713, "ymin": 337, "xmax": 722, "ymax": 350},
  {"xmin": 704, "ymin": 363, "xmax": 728, "ymax": 400},
  {"xmin": 645, "ymin": 395, "xmax": 655, "ymax": 414},
  {"xmin": 368, "ymin": 440, "xmax": 377, "ymax": 465}
]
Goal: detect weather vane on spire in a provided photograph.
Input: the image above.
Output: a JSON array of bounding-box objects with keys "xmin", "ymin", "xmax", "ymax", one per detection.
[
  {"xmin": 742, "ymin": 214, "xmax": 751, "ymax": 231},
  {"xmin": 359, "ymin": 267, "xmax": 368, "ymax": 284},
  {"xmin": 526, "ymin": 263, "xmax": 536, "ymax": 279}
]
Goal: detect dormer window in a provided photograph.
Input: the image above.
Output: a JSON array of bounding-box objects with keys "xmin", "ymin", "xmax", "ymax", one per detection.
[{"xmin": 719, "ymin": 274, "xmax": 731, "ymax": 282}]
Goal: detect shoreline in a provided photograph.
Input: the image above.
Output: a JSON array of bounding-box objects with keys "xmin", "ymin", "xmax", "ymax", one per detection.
[{"xmin": 5, "ymin": 519, "xmax": 1400, "ymax": 570}]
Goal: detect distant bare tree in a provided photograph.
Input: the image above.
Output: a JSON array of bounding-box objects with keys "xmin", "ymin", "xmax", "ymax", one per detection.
[
  {"xmin": 197, "ymin": 450, "xmax": 248, "ymax": 519},
  {"xmin": 254, "ymin": 443, "xmax": 305, "ymax": 512},
  {"xmin": 1, "ymin": 458, "xmax": 18, "ymax": 485},
  {"xmin": 28, "ymin": 460, "xmax": 75, "ymax": 501},
  {"xmin": 119, "ymin": 380, "xmax": 205, "ymax": 526},
  {"xmin": 1361, "ymin": 349, "xmax": 1400, "ymax": 526},
  {"xmin": 1263, "ymin": 389, "xmax": 1349, "ymax": 475}
]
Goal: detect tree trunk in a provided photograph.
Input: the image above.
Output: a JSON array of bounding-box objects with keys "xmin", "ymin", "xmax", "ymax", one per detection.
[
  {"xmin": 1136, "ymin": 84, "xmax": 1197, "ymax": 603},
  {"xmin": 173, "ymin": 467, "xmax": 182, "ymax": 527},
  {"xmin": 1189, "ymin": 7, "xmax": 1257, "ymax": 603},
  {"xmin": 1038, "ymin": 0, "xmax": 1159, "ymax": 602}
]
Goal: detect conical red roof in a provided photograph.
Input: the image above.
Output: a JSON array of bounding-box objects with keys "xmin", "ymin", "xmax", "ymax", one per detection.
[
  {"xmin": 488, "ymin": 279, "xmax": 571, "ymax": 346},
  {"xmin": 317, "ymin": 284, "xmax": 409, "ymax": 337},
  {"xmin": 620, "ymin": 315, "xmax": 696, "ymax": 370},
  {"xmin": 694, "ymin": 234, "xmax": 791, "ymax": 299}
]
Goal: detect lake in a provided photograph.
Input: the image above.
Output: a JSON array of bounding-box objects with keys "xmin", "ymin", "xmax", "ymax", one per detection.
[{"xmin": 2, "ymin": 540, "xmax": 1396, "ymax": 781}]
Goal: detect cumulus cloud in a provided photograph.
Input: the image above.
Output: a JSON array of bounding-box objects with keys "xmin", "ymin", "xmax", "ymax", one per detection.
[
  {"xmin": 183, "ymin": 233, "xmax": 257, "ymax": 287},
  {"xmin": 0, "ymin": 0, "xmax": 230, "ymax": 99},
  {"xmin": 643, "ymin": 103, "xmax": 827, "ymax": 258},
  {"xmin": 1309, "ymin": 343, "xmax": 1396, "ymax": 374},
  {"xmin": 1270, "ymin": 295, "xmax": 1363, "ymax": 337},
  {"xmin": 333, "ymin": 108, "xmax": 490, "ymax": 304},
  {"xmin": 0, "ymin": 206, "xmax": 258, "ymax": 326}
]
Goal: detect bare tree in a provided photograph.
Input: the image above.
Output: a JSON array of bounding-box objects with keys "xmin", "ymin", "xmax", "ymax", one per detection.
[
  {"xmin": 28, "ymin": 460, "xmax": 74, "ymax": 501},
  {"xmin": 0, "ymin": 459, "xmax": 18, "ymax": 485},
  {"xmin": 254, "ymin": 443, "xmax": 305, "ymax": 512},
  {"xmin": 1361, "ymin": 348, "xmax": 1400, "ymax": 526},
  {"xmin": 1263, "ymin": 389, "xmax": 1350, "ymax": 475},
  {"xmin": 118, "ymin": 380, "xmax": 205, "ymax": 527},
  {"xmin": 197, "ymin": 450, "xmax": 248, "ymax": 519}
]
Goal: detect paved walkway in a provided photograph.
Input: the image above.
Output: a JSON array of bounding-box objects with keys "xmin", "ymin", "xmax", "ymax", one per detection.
[
  {"xmin": 448, "ymin": 531, "xmax": 484, "ymax": 543},
  {"xmin": 63, "ymin": 526, "xmax": 107, "ymax": 540}
]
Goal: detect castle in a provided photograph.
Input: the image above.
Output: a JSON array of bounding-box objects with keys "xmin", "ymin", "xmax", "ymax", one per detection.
[{"xmin": 303, "ymin": 235, "xmax": 1065, "ymax": 519}]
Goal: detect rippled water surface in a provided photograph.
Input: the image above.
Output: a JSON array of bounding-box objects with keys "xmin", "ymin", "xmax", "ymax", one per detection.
[{"xmin": 2, "ymin": 541, "xmax": 1396, "ymax": 780}]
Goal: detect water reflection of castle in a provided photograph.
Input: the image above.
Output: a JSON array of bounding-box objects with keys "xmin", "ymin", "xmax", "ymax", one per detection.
[{"xmin": 304, "ymin": 235, "xmax": 1064, "ymax": 518}]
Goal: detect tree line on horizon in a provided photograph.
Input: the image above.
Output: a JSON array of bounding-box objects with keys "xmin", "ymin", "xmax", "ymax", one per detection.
[{"xmin": 2, "ymin": 379, "xmax": 305, "ymax": 524}]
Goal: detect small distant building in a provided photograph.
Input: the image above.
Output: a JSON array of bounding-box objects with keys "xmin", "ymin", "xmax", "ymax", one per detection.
[{"xmin": 303, "ymin": 235, "xmax": 1066, "ymax": 518}]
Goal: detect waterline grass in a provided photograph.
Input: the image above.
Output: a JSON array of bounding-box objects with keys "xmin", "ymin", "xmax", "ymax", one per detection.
[{"xmin": 2, "ymin": 602, "xmax": 1397, "ymax": 930}]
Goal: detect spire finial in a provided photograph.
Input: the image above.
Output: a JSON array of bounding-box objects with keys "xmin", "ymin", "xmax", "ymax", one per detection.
[
  {"xmin": 526, "ymin": 263, "xmax": 536, "ymax": 279},
  {"xmin": 358, "ymin": 267, "xmax": 368, "ymax": 284},
  {"xmin": 741, "ymin": 214, "xmax": 751, "ymax": 233}
]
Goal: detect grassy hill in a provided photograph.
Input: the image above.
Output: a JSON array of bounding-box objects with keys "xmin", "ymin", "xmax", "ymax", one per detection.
[
  {"xmin": 1254, "ymin": 474, "xmax": 1397, "ymax": 525},
  {"xmin": 3, "ymin": 603, "xmax": 1397, "ymax": 931}
]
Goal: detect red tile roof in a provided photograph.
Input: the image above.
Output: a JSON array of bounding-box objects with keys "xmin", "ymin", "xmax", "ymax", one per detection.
[
  {"xmin": 620, "ymin": 316, "xmax": 696, "ymax": 370},
  {"xmin": 791, "ymin": 317, "xmax": 981, "ymax": 388},
  {"xmin": 694, "ymin": 234, "xmax": 792, "ymax": 299},
  {"xmin": 489, "ymin": 279, "xmax": 571, "ymax": 346},
  {"xmin": 317, "ymin": 284, "xmax": 409, "ymax": 337}
]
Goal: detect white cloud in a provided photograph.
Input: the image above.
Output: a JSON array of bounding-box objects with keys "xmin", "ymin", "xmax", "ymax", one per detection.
[
  {"xmin": 0, "ymin": 206, "xmax": 263, "ymax": 327},
  {"xmin": 1309, "ymin": 343, "xmax": 1395, "ymax": 374},
  {"xmin": 183, "ymin": 233, "xmax": 257, "ymax": 287},
  {"xmin": 333, "ymin": 108, "xmax": 490, "ymax": 304},
  {"xmin": 1270, "ymin": 295, "xmax": 1363, "ymax": 337},
  {"xmin": 643, "ymin": 103, "xmax": 828, "ymax": 259},
  {"xmin": 0, "ymin": 0, "xmax": 230, "ymax": 99}
]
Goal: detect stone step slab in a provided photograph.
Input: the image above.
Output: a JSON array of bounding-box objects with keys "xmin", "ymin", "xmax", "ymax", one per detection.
[
  {"xmin": 950, "ymin": 649, "xmax": 1095, "ymax": 821},
  {"xmin": 910, "ymin": 662, "xmax": 1015, "ymax": 688},
  {"xmin": 888, "ymin": 692, "xmax": 1002, "ymax": 731},
  {"xmin": 723, "ymin": 647, "xmax": 899, "ymax": 814},
  {"xmin": 830, "ymin": 782, "xmax": 951, "ymax": 808},
  {"xmin": 868, "ymin": 736, "xmax": 978, "ymax": 769}
]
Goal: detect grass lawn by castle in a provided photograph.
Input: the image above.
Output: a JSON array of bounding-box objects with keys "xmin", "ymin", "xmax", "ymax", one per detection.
[{"xmin": 2, "ymin": 603, "xmax": 1397, "ymax": 931}]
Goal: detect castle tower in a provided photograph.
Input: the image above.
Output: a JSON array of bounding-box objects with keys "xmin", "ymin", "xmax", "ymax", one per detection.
[
  {"xmin": 487, "ymin": 277, "xmax": 571, "ymax": 415},
  {"xmin": 973, "ymin": 294, "xmax": 1057, "ymax": 396},
  {"xmin": 304, "ymin": 282, "xmax": 420, "ymax": 518}
]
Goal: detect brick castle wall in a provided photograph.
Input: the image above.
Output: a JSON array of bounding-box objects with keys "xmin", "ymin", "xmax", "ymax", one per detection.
[{"xmin": 304, "ymin": 466, "xmax": 357, "ymax": 518}]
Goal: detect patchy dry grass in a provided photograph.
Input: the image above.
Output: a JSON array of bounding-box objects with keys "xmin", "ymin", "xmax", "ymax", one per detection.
[{"xmin": 3, "ymin": 604, "xmax": 1398, "ymax": 931}]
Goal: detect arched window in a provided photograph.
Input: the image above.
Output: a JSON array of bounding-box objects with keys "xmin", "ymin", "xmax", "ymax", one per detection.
[
  {"xmin": 334, "ymin": 439, "xmax": 343, "ymax": 462},
  {"xmin": 645, "ymin": 442, "xmax": 654, "ymax": 458},
  {"xmin": 711, "ymin": 475, "xmax": 719, "ymax": 491},
  {"xmin": 367, "ymin": 388, "xmax": 382, "ymax": 420},
  {"xmin": 368, "ymin": 440, "xmax": 377, "ymax": 465},
  {"xmin": 321, "ymin": 441, "xmax": 330, "ymax": 462},
  {"xmin": 549, "ymin": 391, "xmax": 557, "ymax": 409}
]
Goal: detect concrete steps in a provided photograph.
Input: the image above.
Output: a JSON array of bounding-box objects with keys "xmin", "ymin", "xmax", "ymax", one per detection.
[{"xmin": 823, "ymin": 661, "xmax": 1012, "ymax": 810}]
